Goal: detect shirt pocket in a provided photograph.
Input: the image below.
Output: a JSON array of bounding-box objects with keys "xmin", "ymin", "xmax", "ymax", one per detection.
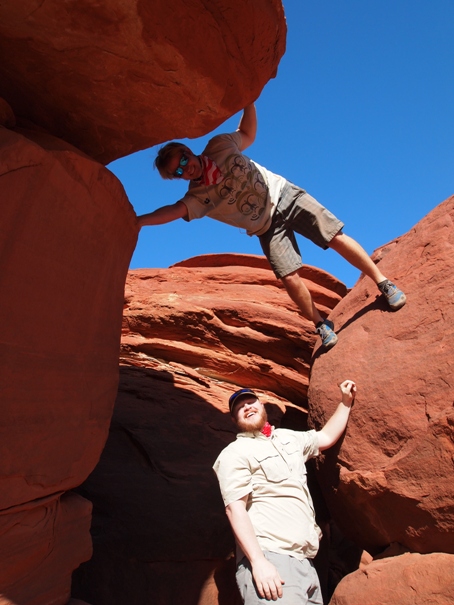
[
  {"xmin": 281, "ymin": 440, "xmax": 305, "ymax": 476},
  {"xmin": 253, "ymin": 453, "xmax": 290, "ymax": 483}
]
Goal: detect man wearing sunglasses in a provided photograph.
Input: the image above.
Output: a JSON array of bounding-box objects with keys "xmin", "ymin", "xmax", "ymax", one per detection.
[{"xmin": 137, "ymin": 104, "xmax": 406, "ymax": 349}]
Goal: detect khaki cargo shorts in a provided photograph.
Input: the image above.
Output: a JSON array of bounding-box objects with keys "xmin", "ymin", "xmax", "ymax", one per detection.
[{"xmin": 258, "ymin": 181, "xmax": 344, "ymax": 278}]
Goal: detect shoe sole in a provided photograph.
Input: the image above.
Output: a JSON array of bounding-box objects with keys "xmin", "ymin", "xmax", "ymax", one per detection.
[
  {"xmin": 322, "ymin": 333, "xmax": 338, "ymax": 349},
  {"xmin": 388, "ymin": 293, "xmax": 407, "ymax": 311}
]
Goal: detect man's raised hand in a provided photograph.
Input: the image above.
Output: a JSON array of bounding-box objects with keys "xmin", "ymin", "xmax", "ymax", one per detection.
[{"xmin": 339, "ymin": 379, "xmax": 356, "ymax": 407}]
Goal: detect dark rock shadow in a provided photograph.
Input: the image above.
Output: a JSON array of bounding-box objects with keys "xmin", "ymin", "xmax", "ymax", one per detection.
[
  {"xmin": 335, "ymin": 294, "xmax": 392, "ymax": 335},
  {"xmin": 72, "ymin": 365, "xmax": 241, "ymax": 605},
  {"xmin": 312, "ymin": 295, "xmax": 389, "ymax": 364}
]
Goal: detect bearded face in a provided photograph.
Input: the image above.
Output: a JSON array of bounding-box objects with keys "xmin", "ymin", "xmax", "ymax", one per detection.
[{"xmin": 233, "ymin": 397, "xmax": 268, "ymax": 433}]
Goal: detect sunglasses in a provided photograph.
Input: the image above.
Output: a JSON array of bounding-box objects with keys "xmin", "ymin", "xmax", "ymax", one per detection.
[{"xmin": 174, "ymin": 154, "xmax": 189, "ymax": 178}]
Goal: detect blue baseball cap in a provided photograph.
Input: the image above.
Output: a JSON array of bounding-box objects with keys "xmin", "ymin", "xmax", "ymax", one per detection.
[{"xmin": 228, "ymin": 388, "xmax": 257, "ymax": 414}]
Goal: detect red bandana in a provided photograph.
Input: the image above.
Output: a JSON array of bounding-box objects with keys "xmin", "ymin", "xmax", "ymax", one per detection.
[
  {"xmin": 261, "ymin": 422, "xmax": 272, "ymax": 438},
  {"xmin": 199, "ymin": 155, "xmax": 224, "ymax": 186}
]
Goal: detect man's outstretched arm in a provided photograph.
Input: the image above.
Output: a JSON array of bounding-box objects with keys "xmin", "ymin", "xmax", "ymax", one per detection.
[
  {"xmin": 316, "ymin": 379, "xmax": 356, "ymax": 451},
  {"xmin": 237, "ymin": 104, "xmax": 257, "ymax": 151},
  {"xmin": 137, "ymin": 200, "xmax": 188, "ymax": 228},
  {"xmin": 226, "ymin": 496, "xmax": 284, "ymax": 601}
]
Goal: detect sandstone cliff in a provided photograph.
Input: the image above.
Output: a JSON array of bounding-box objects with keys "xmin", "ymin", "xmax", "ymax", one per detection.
[
  {"xmin": 0, "ymin": 128, "xmax": 136, "ymax": 605},
  {"xmin": 309, "ymin": 196, "xmax": 454, "ymax": 603},
  {"xmin": 309, "ymin": 195, "xmax": 454, "ymax": 557},
  {"xmin": 0, "ymin": 1, "xmax": 287, "ymax": 604}
]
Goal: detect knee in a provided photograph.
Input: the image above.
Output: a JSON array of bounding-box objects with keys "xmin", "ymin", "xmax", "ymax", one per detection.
[
  {"xmin": 281, "ymin": 270, "xmax": 308, "ymax": 294},
  {"xmin": 281, "ymin": 270, "xmax": 299, "ymax": 288}
]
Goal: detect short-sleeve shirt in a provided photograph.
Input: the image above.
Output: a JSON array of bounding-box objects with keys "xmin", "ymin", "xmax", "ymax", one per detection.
[
  {"xmin": 213, "ymin": 428, "xmax": 322, "ymax": 561},
  {"xmin": 181, "ymin": 133, "xmax": 287, "ymax": 236}
]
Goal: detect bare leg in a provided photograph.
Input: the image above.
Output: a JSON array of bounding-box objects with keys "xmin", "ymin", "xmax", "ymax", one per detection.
[
  {"xmin": 328, "ymin": 231, "xmax": 406, "ymax": 310},
  {"xmin": 280, "ymin": 271, "xmax": 324, "ymax": 326},
  {"xmin": 328, "ymin": 232, "xmax": 387, "ymax": 284}
]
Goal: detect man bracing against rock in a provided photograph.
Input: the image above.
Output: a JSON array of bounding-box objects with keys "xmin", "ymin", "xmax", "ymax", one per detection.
[
  {"xmin": 213, "ymin": 380, "xmax": 356, "ymax": 604},
  {"xmin": 137, "ymin": 104, "xmax": 406, "ymax": 349}
]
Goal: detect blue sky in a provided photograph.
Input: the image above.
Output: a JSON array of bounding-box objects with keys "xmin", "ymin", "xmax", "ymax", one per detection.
[{"xmin": 109, "ymin": 0, "xmax": 454, "ymax": 288}]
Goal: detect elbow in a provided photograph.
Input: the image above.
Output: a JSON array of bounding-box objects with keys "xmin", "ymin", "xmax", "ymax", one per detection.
[
  {"xmin": 225, "ymin": 505, "xmax": 236, "ymax": 527},
  {"xmin": 238, "ymin": 133, "xmax": 255, "ymax": 152},
  {"xmin": 226, "ymin": 497, "xmax": 248, "ymax": 519},
  {"xmin": 317, "ymin": 430, "xmax": 336, "ymax": 452}
]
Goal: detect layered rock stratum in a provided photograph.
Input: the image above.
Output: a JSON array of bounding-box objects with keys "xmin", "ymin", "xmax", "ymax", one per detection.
[{"xmin": 121, "ymin": 254, "xmax": 346, "ymax": 405}]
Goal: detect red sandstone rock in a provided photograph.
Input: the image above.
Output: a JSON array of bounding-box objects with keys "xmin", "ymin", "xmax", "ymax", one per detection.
[
  {"xmin": 0, "ymin": 493, "xmax": 92, "ymax": 605},
  {"xmin": 309, "ymin": 196, "xmax": 454, "ymax": 555},
  {"xmin": 0, "ymin": 1, "xmax": 286, "ymax": 163},
  {"xmin": 0, "ymin": 128, "xmax": 137, "ymax": 603},
  {"xmin": 330, "ymin": 552, "xmax": 454, "ymax": 605},
  {"xmin": 121, "ymin": 254, "xmax": 347, "ymax": 407}
]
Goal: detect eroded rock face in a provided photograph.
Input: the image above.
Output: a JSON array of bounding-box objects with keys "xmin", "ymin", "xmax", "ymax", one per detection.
[
  {"xmin": 330, "ymin": 552, "xmax": 454, "ymax": 605},
  {"xmin": 308, "ymin": 196, "xmax": 454, "ymax": 555},
  {"xmin": 0, "ymin": 127, "xmax": 137, "ymax": 603},
  {"xmin": 121, "ymin": 254, "xmax": 347, "ymax": 407},
  {"xmin": 0, "ymin": 0, "xmax": 286, "ymax": 163}
]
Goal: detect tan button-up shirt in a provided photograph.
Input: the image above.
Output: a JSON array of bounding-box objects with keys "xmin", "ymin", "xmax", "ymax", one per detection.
[{"xmin": 213, "ymin": 427, "xmax": 322, "ymax": 561}]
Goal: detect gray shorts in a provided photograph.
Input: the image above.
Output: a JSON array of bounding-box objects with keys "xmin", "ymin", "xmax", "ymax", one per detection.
[
  {"xmin": 259, "ymin": 182, "xmax": 344, "ymax": 278},
  {"xmin": 236, "ymin": 552, "xmax": 323, "ymax": 605}
]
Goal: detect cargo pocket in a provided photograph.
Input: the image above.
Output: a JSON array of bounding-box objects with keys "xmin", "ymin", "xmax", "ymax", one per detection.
[{"xmin": 282, "ymin": 441, "xmax": 304, "ymax": 476}]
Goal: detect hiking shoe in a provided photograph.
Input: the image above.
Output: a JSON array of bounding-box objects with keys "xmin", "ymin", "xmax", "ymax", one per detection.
[
  {"xmin": 377, "ymin": 279, "xmax": 407, "ymax": 311},
  {"xmin": 316, "ymin": 319, "xmax": 338, "ymax": 349}
]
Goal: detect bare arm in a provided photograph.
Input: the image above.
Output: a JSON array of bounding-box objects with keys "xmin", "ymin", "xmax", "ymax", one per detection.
[
  {"xmin": 226, "ymin": 496, "xmax": 284, "ymax": 601},
  {"xmin": 136, "ymin": 200, "xmax": 188, "ymax": 228},
  {"xmin": 236, "ymin": 104, "xmax": 257, "ymax": 151},
  {"xmin": 317, "ymin": 380, "xmax": 356, "ymax": 451}
]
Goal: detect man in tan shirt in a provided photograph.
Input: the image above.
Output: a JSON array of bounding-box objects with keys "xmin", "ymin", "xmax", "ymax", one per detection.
[
  {"xmin": 137, "ymin": 104, "xmax": 406, "ymax": 350},
  {"xmin": 213, "ymin": 380, "xmax": 356, "ymax": 604}
]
